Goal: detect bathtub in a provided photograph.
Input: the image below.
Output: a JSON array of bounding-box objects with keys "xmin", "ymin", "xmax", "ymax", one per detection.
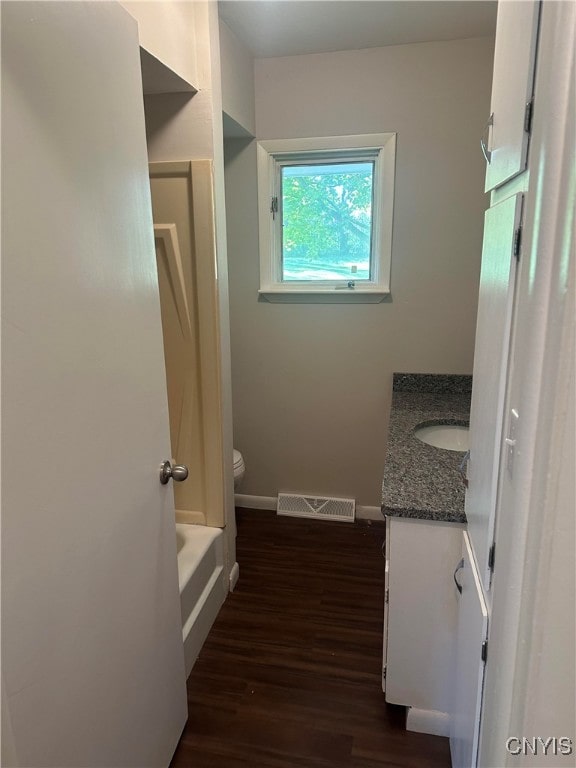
[{"xmin": 175, "ymin": 523, "xmax": 226, "ymax": 677}]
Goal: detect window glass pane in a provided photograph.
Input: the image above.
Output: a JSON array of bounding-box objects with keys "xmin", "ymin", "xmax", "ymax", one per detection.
[{"xmin": 281, "ymin": 161, "xmax": 374, "ymax": 282}]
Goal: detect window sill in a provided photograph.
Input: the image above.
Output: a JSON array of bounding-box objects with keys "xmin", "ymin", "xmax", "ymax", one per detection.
[{"xmin": 258, "ymin": 289, "xmax": 390, "ymax": 304}]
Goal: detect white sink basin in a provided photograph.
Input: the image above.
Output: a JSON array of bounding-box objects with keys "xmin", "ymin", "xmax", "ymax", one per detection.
[{"xmin": 414, "ymin": 423, "xmax": 469, "ymax": 452}]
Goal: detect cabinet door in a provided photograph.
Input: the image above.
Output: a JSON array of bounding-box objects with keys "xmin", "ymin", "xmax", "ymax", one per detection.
[
  {"xmin": 385, "ymin": 518, "xmax": 462, "ymax": 717},
  {"xmin": 484, "ymin": 0, "xmax": 541, "ymax": 192},
  {"xmin": 382, "ymin": 518, "xmax": 391, "ymax": 693},
  {"xmin": 466, "ymin": 193, "xmax": 522, "ymax": 590},
  {"xmin": 450, "ymin": 533, "xmax": 489, "ymax": 768}
]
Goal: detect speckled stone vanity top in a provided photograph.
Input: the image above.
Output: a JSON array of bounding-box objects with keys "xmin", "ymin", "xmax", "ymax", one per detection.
[{"xmin": 381, "ymin": 373, "xmax": 472, "ymax": 524}]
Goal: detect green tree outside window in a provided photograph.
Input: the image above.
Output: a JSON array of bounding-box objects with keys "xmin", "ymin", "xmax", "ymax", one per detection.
[{"xmin": 281, "ymin": 162, "xmax": 374, "ymax": 281}]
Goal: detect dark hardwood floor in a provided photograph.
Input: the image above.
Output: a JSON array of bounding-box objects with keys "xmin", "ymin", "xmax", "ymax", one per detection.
[{"xmin": 170, "ymin": 509, "xmax": 452, "ymax": 768}]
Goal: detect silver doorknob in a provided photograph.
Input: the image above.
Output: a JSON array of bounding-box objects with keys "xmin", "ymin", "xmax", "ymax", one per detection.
[{"xmin": 159, "ymin": 460, "xmax": 189, "ymax": 485}]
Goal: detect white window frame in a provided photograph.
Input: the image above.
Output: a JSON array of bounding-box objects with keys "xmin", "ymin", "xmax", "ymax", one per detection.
[{"xmin": 257, "ymin": 134, "xmax": 396, "ymax": 303}]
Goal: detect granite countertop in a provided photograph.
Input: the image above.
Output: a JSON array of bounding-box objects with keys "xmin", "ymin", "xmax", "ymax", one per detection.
[{"xmin": 381, "ymin": 374, "xmax": 471, "ymax": 524}]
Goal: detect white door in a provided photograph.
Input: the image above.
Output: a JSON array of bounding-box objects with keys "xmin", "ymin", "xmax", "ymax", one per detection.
[
  {"xmin": 484, "ymin": 0, "xmax": 541, "ymax": 191},
  {"xmin": 466, "ymin": 193, "xmax": 522, "ymax": 591},
  {"xmin": 1, "ymin": 3, "xmax": 187, "ymax": 766},
  {"xmin": 450, "ymin": 533, "xmax": 489, "ymax": 768}
]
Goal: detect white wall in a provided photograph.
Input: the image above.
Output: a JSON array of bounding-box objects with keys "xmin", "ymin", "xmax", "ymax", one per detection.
[
  {"xmin": 225, "ymin": 36, "xmax": 494, "ymax": 506},
  {"xmin": 136, "ymin": 2, "xmax": 237, "ymax": 580},
  {"xmin": 219, "ymin": 20, "xmax": 255, "ymax": 136},
  {"xmin": 207, "ymin": 2, "xmax": 238, "ymax": 571},
  {"xmin": 121, "ymin": 1, "xmax": 198, "ymax": 86},
  {"xmin": 142, "ymin": 3, "xmax": 214, "ymax": 161}
]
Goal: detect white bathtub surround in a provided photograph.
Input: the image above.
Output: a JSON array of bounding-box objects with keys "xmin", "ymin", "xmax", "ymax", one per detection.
[
  {"xmin": 176, "ymin": 524, "xmax": 226, "ymax": 677},
  {"xmin": 229, "ymin": 561, "xmax": 240, "ymax": 592}
]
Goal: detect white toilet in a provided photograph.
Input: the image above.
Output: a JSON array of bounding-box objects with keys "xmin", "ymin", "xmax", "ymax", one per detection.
[{"xmin": 233, "ymin": 449, "xmax": 245, "ymax": 489}]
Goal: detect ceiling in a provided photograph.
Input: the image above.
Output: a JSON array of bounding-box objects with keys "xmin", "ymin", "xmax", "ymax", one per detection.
[{"xmin": 218, "ymin": 1, "xmax": 497, "ymax": 59}]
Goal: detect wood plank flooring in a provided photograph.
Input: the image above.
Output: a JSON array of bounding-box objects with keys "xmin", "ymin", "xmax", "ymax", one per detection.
[{"xmin": 170, "ymin": 509, "xmax": 452, "ymax": 768}]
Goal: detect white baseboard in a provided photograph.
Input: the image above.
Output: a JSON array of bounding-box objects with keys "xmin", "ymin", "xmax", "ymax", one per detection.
[
  {"xmin": 235, "ymin": 494, "xmax": 383, "ymax": 521},
  {"xmin": 229, "ymin": 561, "xmax": 240, "ymax": 592},
  {"xmin": 356, "ymin": 505, "xmax": 384, "ymax": 521},
  {"xmin": 235, "ymin": 493, "xmax": 277, "ymax": 510},
  {"xmin": 406, "ymin": 707, "xmax": 451, "ymax": 737}
]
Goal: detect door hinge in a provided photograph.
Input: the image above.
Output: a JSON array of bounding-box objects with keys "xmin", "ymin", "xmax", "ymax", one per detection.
[
  {"xmin": 481, "ymin": 641, "xmax": 488, "ymax": 664},
  {"xmin": 488, "ymin": 542, "xmax": 496, "ymax": 572},
  {"xmin": 513, "ymin": 226, "xmax": 522, "ymax": 259},
  {"xmin": 385, "ymin": 588, "xmax": 389, "ymax": 604},
  {"xmin": 270, "ymin": 196, "xmax": 278, "ymax": 220},
  {"xmin": 382, "ymin": 665, "xmax": 387, "ymax": 680},
  {"xmin": 524, "ymin": 99, "xmax": 534, "ymax": 134}
]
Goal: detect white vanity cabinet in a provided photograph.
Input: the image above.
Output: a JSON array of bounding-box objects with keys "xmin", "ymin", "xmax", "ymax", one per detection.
[
  {"xmin": 450, "ymin": 533, "xmax": 489, "ymax": 768},
  {"xmin": 483, "ymin": 0, "xmax": 540, "ymax": 192},
  {"xmin": 383, "ymin": 515, "xmax": 464, "ymax": 736}
]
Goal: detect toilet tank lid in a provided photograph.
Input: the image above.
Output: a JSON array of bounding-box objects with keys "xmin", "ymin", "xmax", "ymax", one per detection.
[{"xmin": 233, "ymin": 449, "xmax": 243, "ymax": 467}]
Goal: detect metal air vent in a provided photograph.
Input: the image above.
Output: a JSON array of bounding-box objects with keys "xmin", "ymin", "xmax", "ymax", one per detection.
[{"xmin": 277, "ymin": 493, "xmax": 355, "ymax": 522}]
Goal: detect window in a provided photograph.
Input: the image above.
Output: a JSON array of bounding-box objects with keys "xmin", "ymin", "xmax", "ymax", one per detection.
[{"xmin": 257, "ymin": 134, "xmax": 396, "ymax": 302}]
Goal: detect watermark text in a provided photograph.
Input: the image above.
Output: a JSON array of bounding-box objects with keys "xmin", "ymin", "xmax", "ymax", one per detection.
[{"xmin": 506, "ymin": 737, "xmax": 573, "ymax": 757}]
